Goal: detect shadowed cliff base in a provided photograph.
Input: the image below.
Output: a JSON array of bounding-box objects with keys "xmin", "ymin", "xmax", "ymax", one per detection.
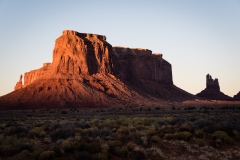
[{"xmin": 1, "ymin": 30, "xmax": 231, "ymax": 110}]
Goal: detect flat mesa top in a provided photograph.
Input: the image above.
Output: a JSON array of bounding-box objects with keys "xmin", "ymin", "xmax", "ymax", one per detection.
[{"xmin": 62, "ymin": 30, "xmax": 106, "ymax": 41}]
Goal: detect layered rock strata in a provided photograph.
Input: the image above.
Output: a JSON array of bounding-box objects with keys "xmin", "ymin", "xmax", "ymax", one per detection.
[
  {"xmin": 0, "ymin": 30, "xmax": 194, "ymax": 109},
  {"xmin": 196, "ymin": 74, "xmax": 232, "ymax": 100}
]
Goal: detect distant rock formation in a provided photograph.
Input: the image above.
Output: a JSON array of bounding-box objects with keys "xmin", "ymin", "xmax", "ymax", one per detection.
[
  {"xmin": 1, "ymin": 30, "xmax": 195, "ymax": 109},
  {"xmin": 196, "ymin": 74, "xmax": 232, "ymax": 100},
  {"xmin": 233, "ymin": 92, "xmax": 240, "ymax": 101}
]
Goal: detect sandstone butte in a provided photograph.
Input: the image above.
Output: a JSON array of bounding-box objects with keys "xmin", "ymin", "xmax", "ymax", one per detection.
[
  {"xmin": 2, "ymin": 30, "xmax": 233, "ymax": 110},
  {"xmin": 196, "ymin": 74, "xmax": 233, "ymax": 101},
  {"xmin": 233, "ymin": 92, "xmax": 240, "ymax": 101}
]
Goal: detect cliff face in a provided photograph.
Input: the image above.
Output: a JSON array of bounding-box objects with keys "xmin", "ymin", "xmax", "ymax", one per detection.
[
  {"xmin": 52, "ymin": 30, "xmax": 113, "ymax": 76},
  {"xmin": 0, "ymin": 30, "xmax": 194, "ymax": 109},
  {"xmin": 196, "ymin": 74, "xmax": 232, "ymax": 101},
  {"xmin": 112, "ymin": 47, "xmax": 172, "ymax": 84}
]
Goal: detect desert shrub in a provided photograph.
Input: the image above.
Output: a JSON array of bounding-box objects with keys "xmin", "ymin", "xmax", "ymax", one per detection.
[
  {"xmin": 142, "ymin": 118, "xmax": 153, "ymax": 126},
  {"xmin": 92, "ymin": 152, "xmax": 108, "ymax": 160},
  {"xmin": 52, "ymin": 142, "xmax": 64, "ymax": 157},
  {"xmin": 157, "ymin": 120, "xmax": 168, "ymax": 127},
  {"xmin": 149, "ymin": 146, "xmax": 165, "ymax": 158},
  {"xmin": 74, "ymin": 122, "xmax": 90, "ymax": 129},
  {"xmin": 11, "ymin": 150, "xmax": 32, "ymax": 160},
  {"xmin": 218, "ymin": 121, "xmax": 235, "ymax": 134},
  {"xmin": 233, "ymin": 130, "xmax": 240, "ymax": 140},
  {"xmin": 151, "ymin": 135, "xmax": 161, "ymax": 143},
  {"xmin": 16, "ymin": 142, "xmax": 33, "ymax": 152},
  {"xmin": 179, "ymin": 123, "xmax": 191, "ymax": 132},
  {"xmin": 169, "ymin": 117, "xmax": 186, "ymax": 125},
  {"xmin": 62, "ymin": 139, "xmax": 75, "ymax": 153},
  {"xmin": 141, "ymin": 136, "xmax": 148, "ymax": 146},
  {"xmin": 99, "ymin": 119, "xmax": 113, "ymax": 128},
  {"xmin": 214, "ymin": 131, "xmax": 234, "ymax": 144},
  {"xmin": 128, "ymin": 131, "xmax": 144, "ymax": 145},
  {"xmin": 114, "ymin": 132, "xmax": 129, "ymax": 143},
  {"xmin": 5, "ymin": 126, "xmax": 29, "ymax": 136},
  {"xmin": 5, "ymin": 122, "xmax": 18, "ymax": 128},
  {"xmin": 75, "ymin": 151, "xmax": 91, "ymax": 160},
  {"xmin": 101, "ymin": 144, "xmax": 109, "ymax": 154},
  {"xmin": 126, "ymin": 142, "xmax": 137, "ymax": 151},
  {"xmin": 200, "ymin": 106, "xmax": 210, "ymax": 110},
  {"xmin": 202, "ymin": 125, "xmax": 217, "ymax": 133},
  {"xmin": 220, "ymin": 105, "xmax": 235, "ymax": 110},
  {"xmin": 117, "ymin": 126, "xmax": 129, "ymax": 134},
  {"xmin": 39, "ymin": 151, "xmax": 55, "ymax": 160},
  {"xmin": 184, "ymin": 106, "xmax": 196, "ymax": 110},
  {"xmin": 76, "ymin": 139, "xmax": 102, "ymax": 154},
  {"xmin": 74, "ymin": 133, "xmax": 82, "ymax": 141},
  {"xmin": 174, "ymin": 131, "xmax": 192, "ymax": 141},
  {"xmin": 159, "ymin": 126, "xmax": 175, "ymax": 136},
  {"xmin": 193, "ymin": 119, "xmax": 213, "ymax": 129},
  {"xmin": 61, "ymin": 111, "xmax": 67, "ymax": 114},
  {"xmin": 28, "ymin": 126, "xmax": 46, "ymax": 138},
  {"xmin": 129, "ymin": 150, "xmax": 146, "ymax": 160},
  {"xmin": 196, "ymin": 138, "xmax": 206, "ymax": 147},
  {"xmin": 115, "ymin": 146, "xmax": 129, "ymax": 157},
  {"xmin": 49, "ymin": 123, "xmax": 61, "ymax": 130},
  {"xmin": 0, "ymin": 136, "xmax": 18, "ymax": 146},
  {"xmin": 144, "ymin": 126, "xmax": 156, "ymax": 136},
  {"xmin": 32, "ymin": 148, "xmax": 44, "ymax": 160},
  {"xmin": 189, "ymin": 117, "xmax": 197, "ymax": 122},
  {"xmin": 164, "ymin": 133, "xmax": 174, "ymax": 140},
  {"xmin": 194, "ymin": 129, "xmax": 204, "ymax": 138},
  {"xmin": 50, "ymin": 128, "xmax": 75, "ymax": 142},
  {"xmin": 108, "ymin": 140, "xmax": 122, "ymax": 153},
  {"xmin": 81, "ymin": 127, "xmax": 111, "ymax": 138},
  {"xmin": 0, "ymin": 144, "xmax": 18, "ymax": 157}
]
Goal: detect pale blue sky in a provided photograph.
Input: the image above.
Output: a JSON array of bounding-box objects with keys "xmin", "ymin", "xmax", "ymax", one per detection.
[{"xmin": 0, "ymin": 1, "xmax": 239, "ymax": 97}]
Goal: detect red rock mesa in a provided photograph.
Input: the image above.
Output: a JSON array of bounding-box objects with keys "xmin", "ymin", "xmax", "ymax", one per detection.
[{"xmin": 0, "ymin": 30, "xmax": 194, "ymax": 109}]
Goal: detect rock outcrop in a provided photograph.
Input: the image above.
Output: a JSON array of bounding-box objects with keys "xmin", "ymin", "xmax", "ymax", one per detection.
[
  {"xmin": 0, "ymin": 30, "xmax": 195, "ymax": 109},
  {"xmin": 196, "ymin": 74, "xmax": 232, "ymax": 100},
  {"xmin": 233, "ymin": 92, "xmax": 240, "ymax": 101},
  {"xmin": 14, "ymin": 74, "xmax": 23, "ymax": 90}
]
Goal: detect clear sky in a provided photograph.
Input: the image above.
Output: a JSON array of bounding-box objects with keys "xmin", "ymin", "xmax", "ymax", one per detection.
[{"xmin": 0, "ymin": 1, "xmax": 239, "ymax": 97}]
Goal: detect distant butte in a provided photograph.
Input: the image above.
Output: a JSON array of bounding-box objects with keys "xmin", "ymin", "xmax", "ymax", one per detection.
[
  {"xmin": 233, "ymin": 92, "xmax": 240, "ymax": 101},
  {"xmin": 196, "ymin": 74, "xmax": 232, "ymax": 101},
  {"xmin": 0, "ymin": 30, "xmax": 196, "ymax": 109}
]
